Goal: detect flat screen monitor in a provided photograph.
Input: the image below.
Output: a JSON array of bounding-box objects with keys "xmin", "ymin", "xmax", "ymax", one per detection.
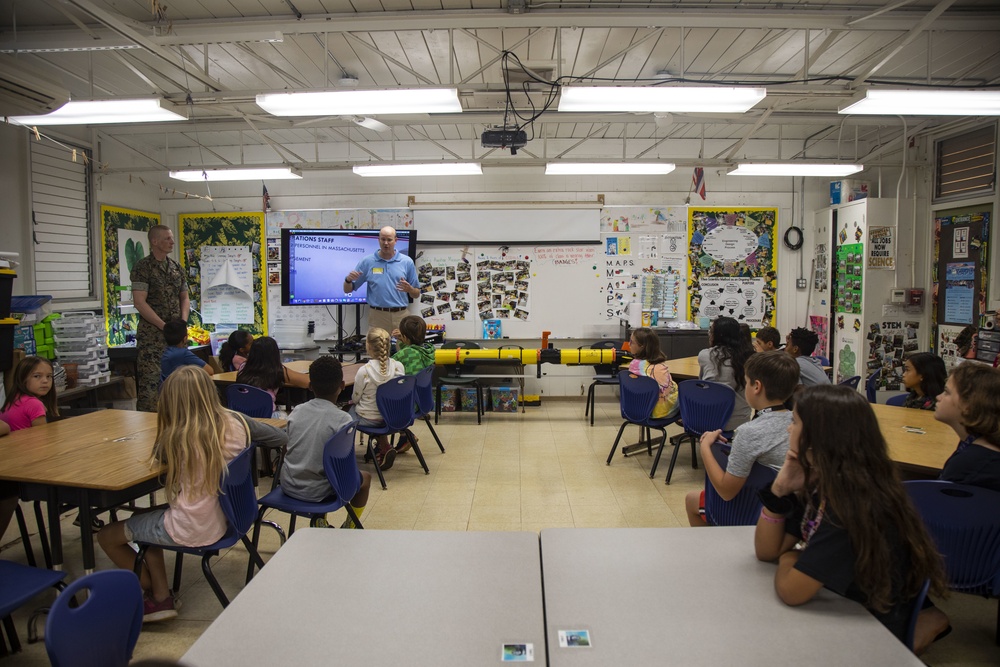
[{"xmin": 281, "ymin": 228, "xmax": 417, "ymax": 306}]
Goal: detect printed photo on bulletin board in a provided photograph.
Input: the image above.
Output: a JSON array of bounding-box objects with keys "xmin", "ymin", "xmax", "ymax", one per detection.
[
  {"xmin": 99, "ymin": 205, "xmax": 161, "ymax": 347},
  {"xmin": 687, "ymin": 207, "xmax": 777, "ymax": 328},
  {"xmin": 932, "ymin": 210, "xmax": 990, "ymax": 350},
  {"xmin": 179, "ymin": 212, "xmax": 268, "ymax": 336}
]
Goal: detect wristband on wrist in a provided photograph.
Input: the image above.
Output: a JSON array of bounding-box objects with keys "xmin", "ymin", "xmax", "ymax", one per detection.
[
  {"xmin": 758, "ymin": 486, "xmax": 796, "ymax": 515},
  {"xmin": 759, "ymin": 508, "xmax": 786, "ymax": 524}
]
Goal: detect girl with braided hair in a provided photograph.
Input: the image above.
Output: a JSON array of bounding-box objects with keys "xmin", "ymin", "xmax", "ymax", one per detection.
[{"xmin": 351, "ymin": 327, "xmax": 404, "ymax": 470}]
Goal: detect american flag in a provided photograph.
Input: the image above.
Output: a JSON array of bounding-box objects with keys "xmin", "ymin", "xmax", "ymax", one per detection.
[
  {"xmin": 692, "ymin": 167, "xmax": 706, "ymax": 200},
  {"xmin": 262, "ymin": 183, "xmax": 271, "ymax": 211}
]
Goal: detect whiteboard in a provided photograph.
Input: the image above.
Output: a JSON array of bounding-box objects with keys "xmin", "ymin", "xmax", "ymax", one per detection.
[
  {"xmin": 415, "ymin": 245, "xmax": 616, "ymax": 340},
  {"xmin": 414, "ymin": 209, "xmax": 600, "ymax": 244}
]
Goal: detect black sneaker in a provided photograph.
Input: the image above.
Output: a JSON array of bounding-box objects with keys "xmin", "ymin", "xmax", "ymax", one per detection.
[
  {"xmin": 378, "ymin": 448, "xmax": 396, "ymax": 471},
  {"xmin": 72, "ymin": 514, "xmax": 105, "ymax": 532}
]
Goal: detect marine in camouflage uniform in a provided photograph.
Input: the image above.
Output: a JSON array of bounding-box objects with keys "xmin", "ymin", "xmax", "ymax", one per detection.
[{"xmin": 131, "ymin": 226, "xmax": 189, "ymax": 412}]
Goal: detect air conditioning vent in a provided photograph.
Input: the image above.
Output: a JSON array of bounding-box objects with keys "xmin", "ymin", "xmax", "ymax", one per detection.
[{"xmin": 0, "ymin": 56, "xmax": 69, "ymax": 116}]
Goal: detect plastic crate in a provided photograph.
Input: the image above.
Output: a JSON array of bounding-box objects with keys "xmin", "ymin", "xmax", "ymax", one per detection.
[
  {"xmin": 51, "ymin": 319, "xmax": 100, "ymax": 337},
  {"xmin": 438, "ymin": 385, "xmax": 458, "ymax": 412},
  {"xmin": 78, "ymin": 358, "xmax": 110, "ymax": 376},
  {"xmin": 57, "ymin": 347, "xmax": 101, "ymax": 363},
  {"xmin": 77, "ymin": 371, "xmax": 111, "ymax": 387},
  {"xmin": 53, "ymin": 334, "xmax": 98, "ymax": 353},
  {"xmin": 458, "ymin": 387, "xmax": 479, "ymax": 412},
  {"xmin": 490, "ymin": 386, "xmax": 519, "ymax": 413}
]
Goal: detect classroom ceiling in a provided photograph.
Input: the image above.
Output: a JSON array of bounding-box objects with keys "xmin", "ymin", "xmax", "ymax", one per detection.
[{"xmin": 2, "ymin": 0, "xmax": 999, "ymax": 176}]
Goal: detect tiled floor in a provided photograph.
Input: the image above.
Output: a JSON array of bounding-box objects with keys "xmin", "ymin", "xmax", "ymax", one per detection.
[{"xmin": 1, "ymin": 398, "xmax": 997, "ymax": 664}]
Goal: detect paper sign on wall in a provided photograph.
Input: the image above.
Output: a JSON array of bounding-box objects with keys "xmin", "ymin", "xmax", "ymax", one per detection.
[
  {"xmin": 867, "ymin": 227, "xmax": 895, "ymax": 271},
  {"xmin": 200, "ymin": 246, "xmax": 254, "ymax": 324}
]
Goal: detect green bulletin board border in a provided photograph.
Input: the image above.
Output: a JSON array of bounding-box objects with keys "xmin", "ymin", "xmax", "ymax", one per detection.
[
  {"xmin": 99, "ymin": 205, "xmax": 161, "ymax": 347},
  {"xmin": 178, "ymin": 212, "xmax": 268, "ymax": 336}
]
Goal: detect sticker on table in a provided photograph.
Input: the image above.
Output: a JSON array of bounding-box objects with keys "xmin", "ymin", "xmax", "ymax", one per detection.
[
  {"xmin": 501, "ymin": 643, "xmax": 534, "ymax": 661},
  {"xmin": 558, "ymin": 630, "xmax": 592, "ymax": 648}
]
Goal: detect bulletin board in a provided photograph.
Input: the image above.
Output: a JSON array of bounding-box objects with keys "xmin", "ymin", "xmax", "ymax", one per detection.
[
  {"xmin": 932, "ymin": 209, "xmax": 990, "ymax": 336},
  {"xmin": 178, "ymin": 212, "xmax": 268, "ymax": 336},
  {"xmin": 687, "ymin": 207, "xmax": 778, "ymax": 328},
  {"xmin": 99, "ymin": 205, "xmax": 160, "ymax": 346}
]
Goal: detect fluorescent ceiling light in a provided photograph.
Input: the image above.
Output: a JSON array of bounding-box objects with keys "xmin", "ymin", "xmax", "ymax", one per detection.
[
  {"xmin": 729, "ymin": 163, "xmax": 863, "ymax": 177},
  {"xmin": 558, "ymin": 86, "xmax": 766, "ymax": 113},
  {"xmin": 11, "ymin": 98, "xmax": 186, "ymax": 125},
  {"xmin": 353, "ymin": 163, "xmax": 482, "ymax": 177},
  {"xmin": 840, "ymin": 89, "xmax": 1000, "ymax": 116},
  {"xmin": 169, "ymin": 167, "xmax": 302, "ymax": 182},
  {"xmin": 545, "ymin": 162, "xmax": 676, "ymax": 175},
  {"xmin": 256, "ymin": 89, "xmax": 462, "ymax": 116}
]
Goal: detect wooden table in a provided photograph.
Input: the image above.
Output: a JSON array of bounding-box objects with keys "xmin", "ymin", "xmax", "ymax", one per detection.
[
  {"xmin": 0, "ymin": 410, "xmax": 162, "ymax": 572},
  {"xmin": 872, "ymin": 402, "xmax": 955, "ymax": 474},
  {"xmin": 541, "ymin": 526, "xmax": 923, "ymax": 666},
  {"xmin": 211, "ymin": 360, "xmax": 361, "ymax": 387},
  {"xmin": 182, "ymin": 529, "xmax": 546, "ymax": 666},
  {"xmin": 667, "ymin": 355, "xmax": 833, "ymax": 381}
]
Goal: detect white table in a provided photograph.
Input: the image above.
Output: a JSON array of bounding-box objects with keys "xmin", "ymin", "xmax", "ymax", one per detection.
[
  {"xmin": 183, "ymin": 529, "xmax": 546, "ymax": 666},
  {"xmin": 540, "ymin": 526, "xmax": 923, "ymax": 666}
]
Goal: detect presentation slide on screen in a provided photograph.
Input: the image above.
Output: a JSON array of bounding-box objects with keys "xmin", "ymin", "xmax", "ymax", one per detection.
[{"xmin": 287, "ymin": 233, "xmax": 410, "ymax": 304}]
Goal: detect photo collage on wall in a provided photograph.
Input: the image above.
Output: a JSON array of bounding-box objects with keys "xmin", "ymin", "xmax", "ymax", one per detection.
[
  {"xmin": 867, "ymin": 320, "xmax": 921, "ymax": 390},
  {"xmin": 836, "ymin": 243, "xmax": 864, "ymax": 315},
  {"xmin": 474, "ymin": 252, "xmax": 533, "ymax": 322},
  {"xmin": 416, "ymin": 259, "xmax": 474, "ymax": 321}
]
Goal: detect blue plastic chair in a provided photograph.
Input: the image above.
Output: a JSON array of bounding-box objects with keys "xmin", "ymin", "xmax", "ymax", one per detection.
[
  {"xmin": 703, "ymin": 442, "xmax": 778, "ymax": 527},
  {"xmin": 583, "ymin": 341, "xmax": 621, "ymax": 426},
  {"xmin": 905, "ymin": 480, "xmax": 1000, "ymax": 644},
  {"xmin": 839, "ymin": 375, "xmax": 862, "ymax": 390},
  {"xmin": 865, "ymin": 369, "xmax": 881, "ymax": 403},
  {"xmin": 133, "ymin": 445, "xmax": 266, "ymax": 607},
  {"xmin": 435, "ymin": 341, "xmax": 484, "ymax": 425},
  {"xmin": 358, "ymin": 375, "xmax": 429, "ymax": 489},
  {"xmin": 0, "ymin": 561, "xmax": 65, "ymax": 653},
  {"xmin": 885, "ymin": 393, "xmax": 908, "ymax": 407},
  {"xmin": 605, "ymin": 370, "xmax": 680, "ymax": 479},
  {"xmin": 665, "ymin": 380, "xmax": 736, "ymax": 485},
  {"xmin": 44, "ymin": 570, "xmax": 142, "ymax": 667},
  {"xmin": 414, "ymin": 367, "xmax": 445, "ymax": 453},
  {"xmin": 226, "ymin": 384, "xmax": 274, "ymax": 418}
]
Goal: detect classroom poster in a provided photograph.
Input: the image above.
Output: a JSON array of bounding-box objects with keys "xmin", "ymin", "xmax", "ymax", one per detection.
[
  {"xmin": 938, "ymin": 324, "xmax": 968, "ymax": 370},
  {"xmin": 199, "ymin": 246, "xmax": 254, "ymax": 324},
  {"xmin": 867, "ymin": 320, "xmax": 920, "ymax": 390},
  {"xmin": 866, "ymin": 227, "xmax": 895, "ymax": 271},
  {"xmin": 835, "ymin": 243, "xmax": 864, "ymax": 315},
  {"xmin": 416, "ymin": 251, "xmax": 474, "ymax": 323},
  {"xmin": 808, "ymin": 315, "xmax": 829, "ymax": 360},
  {"xmin": 836, "ymin": 321, "xmax": 862, "ymax": 384},
  {"xmin": 932, "ymin": 210, "xmax": 990, "ymax": 352},
  {"xmin": 943, "ymin": 262, "xmax": 976, "ymax": 325},
  {"xmin": 99, "ymin": 205, "xmax": 161, "ymax": 346},
  {"xmin": 179, "ymin": 212, "xmax": 268, "ymax": 336},
  {"xmin": 687, "ymin": 207, "xmax": 777, "ymax": 328}
]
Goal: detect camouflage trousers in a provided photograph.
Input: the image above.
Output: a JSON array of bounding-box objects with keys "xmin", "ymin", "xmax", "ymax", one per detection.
[{"xmin": 136, "ymin": 332, "xmax": 166, "ymax": 412}]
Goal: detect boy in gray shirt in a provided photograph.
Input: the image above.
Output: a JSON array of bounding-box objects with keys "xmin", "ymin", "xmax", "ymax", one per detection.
[
  {"xmin": 280, "ymin": 356, "xmax": 371, "ymax": 528},
  {"xmin": 786, "ymin": 327, "xmax": 831, "ymax": 386},
  {"xmin": 685, "ymin": 350, "xmax": 800, "ymax": 526}
]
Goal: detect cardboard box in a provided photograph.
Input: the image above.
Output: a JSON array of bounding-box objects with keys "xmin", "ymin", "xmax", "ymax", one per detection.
[
  {"xmin": 830, "ymin": 179, "xmax": 869, "ymax": 205},
  {"xmin": 438, "ymin": 385, "xmax": 458, "ymax": 412},
  {"xmin": 458, "ymin": 387, "xmax": 480, "ymax": 412},
  {"xmin": 490, "ymin": 386, "xmax": 519, "ymax": 413}
]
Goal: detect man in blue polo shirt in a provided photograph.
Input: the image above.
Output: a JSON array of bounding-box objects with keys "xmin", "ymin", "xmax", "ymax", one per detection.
[{"xmin": 343, "ymin": 226, "xmax": 421, "ymax": 333}]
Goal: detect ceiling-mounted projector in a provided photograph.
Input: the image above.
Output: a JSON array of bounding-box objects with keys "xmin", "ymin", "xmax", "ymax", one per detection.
[{"xmin": 482, "ymin": 128, "xmax": 527, "ymax": 154}]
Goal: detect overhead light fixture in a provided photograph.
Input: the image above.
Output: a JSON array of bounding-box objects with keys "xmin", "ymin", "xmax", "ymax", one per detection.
[
  {"xmin": 729, "ymin": 163, "xmax": 863, "ymax": 177},
  {"xmin": 558, "ymin": 86, "xmax": 766, "ymax": 113},
  {"xmin": 11, "ymin": 98, "xmax": 186, "ymax": 125},
  {"xmin": 169, "ymin": 167, "xmax": 302, "ymax": 182},
  {"xmin": 350, "ymin": 116, "xmax": 391, "ymax": 132},
  {"xmin": 839, "ymin": 89, "xmax": 1000, "ymax": 115},
  {"xmin": 353, "ymin": 163, "xmax": 482, "ymax": 177},
  {"xmin": 256, "ymin": 89, "xmax": 462, "ymax": 117},
  {"xmin": 545, "ymin": 162, "xmax": 676, "ymax": 175}
]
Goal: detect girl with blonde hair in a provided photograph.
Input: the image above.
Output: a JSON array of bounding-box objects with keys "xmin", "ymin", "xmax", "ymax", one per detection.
[
  {"xmin": 98, "ymin": 366, "xmax": 286, "ymax": 623},
  {"xmin": 351, "ymin": 327, "xmax": 404, "ymax": 470}
]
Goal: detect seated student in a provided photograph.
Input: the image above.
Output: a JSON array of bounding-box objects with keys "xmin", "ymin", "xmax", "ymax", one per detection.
[
  {"xmin": 755, "ymin": 385, "xmax": 948, "ymax": 654},
  {"xmin": 628, "ymin": 327, "xmax": 679, "ymax": 419},
  {"xmin": 280, "ymin": 356, "xmax": 371, "ymax": 529},
  {"xmin": 351, "ymin": 328, "xmax": 405, "ymax": 470},
  {"xmin": 753, "ymin": 326, "xmax": 782, "ymax": 353},
  {"xmin": 785, "ymin": 327, "xmax": 831, "ymax": 386},
  {"xmin": 235, "ymin": 336, "xmax": 310, "ymax": 418},
  {"xmin": 698, "ymin": 316, "xmax": 753, "ymax": 430},
  {"xmin": 934, "ymin": 363, "xmax": 1000, "ymax": 492},
  {"xmin": 900, "ymin": 352, "xmax": 947, "ymax": 410},
  {"xmin": 219, "ymin": 330, "xmax": 253, "ymax": 372},
  {"xmin": 391, "ymin": 315, "xmax": 436, "ymax": 454},
  {"xmin": 160, "ymin": 319, "xmax": 212, "ymax": 381},
  {"xmin": 685, "ymin": 350, "xmax": 799, "ymax": 526},
  {"xmin": 0, "ymin": 356, "xmax": 58, "ymax": 431}
]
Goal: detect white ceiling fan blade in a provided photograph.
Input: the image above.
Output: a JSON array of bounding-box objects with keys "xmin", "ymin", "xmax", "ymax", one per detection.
[{"xmin": 352, "ymin": 116, "xmax": 390, "ymax": 132}]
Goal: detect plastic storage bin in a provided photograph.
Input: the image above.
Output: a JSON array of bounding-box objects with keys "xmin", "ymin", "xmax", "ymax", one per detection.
[
  {"xmin": 438, "ymin": 386, "xmax": 458, "ymax": 412},
  {"xmin": 489, "ymin": 386, "xmax": 519, "ymax": 413},
  {"xmin": 458, "ymin": 387, "xmax": 480, "ymax": 412}
]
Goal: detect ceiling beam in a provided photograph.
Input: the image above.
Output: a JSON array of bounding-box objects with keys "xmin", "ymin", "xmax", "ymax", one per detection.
[{"xmin": 852, "ymin": 0, "xmax": 957, "ymax": 85}]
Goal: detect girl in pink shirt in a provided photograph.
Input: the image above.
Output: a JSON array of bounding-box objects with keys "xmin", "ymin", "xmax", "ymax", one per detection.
[
  {"xmin": 97, "ymin": 366, "xmax": 286, "ymax": 623},
  {"xmin": 0, "ymin": 356, "xmax": 58, "ymax": 431},
  {"xmin": 627, "ymin": 327, "xmax": 679, "ymax": 418}
]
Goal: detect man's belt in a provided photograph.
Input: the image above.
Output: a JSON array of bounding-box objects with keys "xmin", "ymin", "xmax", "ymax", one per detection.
[{"xmin": 369, "ymin": 306, "xmax": 406, "ymax": 312}]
